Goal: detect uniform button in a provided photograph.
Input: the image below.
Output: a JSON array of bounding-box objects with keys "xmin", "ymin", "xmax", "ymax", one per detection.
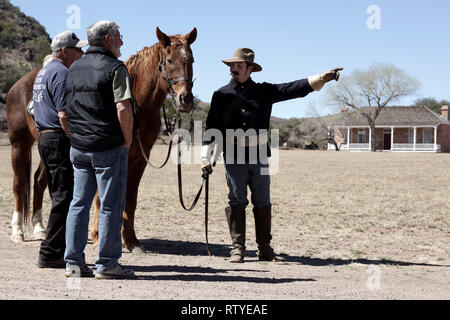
[
  {"xmin": 243, "ymin": 122, "xmax": 246, "ymax": 126},
  {"xmin": 242, "ymin": 109, "xmax": 246, "ymax": 112}
]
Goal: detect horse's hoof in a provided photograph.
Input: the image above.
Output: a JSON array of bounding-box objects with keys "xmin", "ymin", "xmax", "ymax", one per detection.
[
  {"xmin": 34, "ymin": 231, "xmax": 46, "ymax": 241},
  {"xmin": 11, "ymin": 234, "xmax": 24, "ymax": 243},
  {"xmin": 130, "ymin": 246, "xmax": 146, "ymax": 254}
]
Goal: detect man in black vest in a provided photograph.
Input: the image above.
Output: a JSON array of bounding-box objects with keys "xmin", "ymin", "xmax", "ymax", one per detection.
[
  {"xmin": 202, "ymin": 48, "xmax": 342, "ymax": 263},
  {"xmin": 64, "ymin": 20, "xmax": 134, "ymax": 279}
]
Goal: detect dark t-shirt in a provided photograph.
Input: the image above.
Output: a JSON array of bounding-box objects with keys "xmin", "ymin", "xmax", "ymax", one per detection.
[
  {"xmin": 33, "ymin": 59, "xmax": 68, "ymax": 131},
  {"xmin": 203, "ymin": 77, "xmax": 313, "ymax": 162}
]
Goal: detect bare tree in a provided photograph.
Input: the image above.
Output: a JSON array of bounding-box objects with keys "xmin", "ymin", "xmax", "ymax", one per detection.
[
  {"xmin": 307, "ymin": 104, "xmax": 355, "ymax": 151},
  {"xmin": 326, "ymin": 63, "xmax": 421, "ymax": 151},
  {"xmin": 307, "ymin": 104, "xmax": 338, "ymax": 150}
]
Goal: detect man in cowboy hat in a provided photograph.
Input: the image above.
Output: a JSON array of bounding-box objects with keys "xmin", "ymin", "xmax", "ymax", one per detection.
[{"xmin": 201, "ymin": 48, "xmax": 342, "ymax": 263}]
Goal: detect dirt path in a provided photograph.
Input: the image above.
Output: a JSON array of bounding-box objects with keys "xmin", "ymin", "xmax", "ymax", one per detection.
[
  {"xmin": 0, "ymin": 234, "xmax": 448, "ymax": 300},
  {"xmin": 0, "ymin": 145, "xmax": 448, "ymax": 300}
]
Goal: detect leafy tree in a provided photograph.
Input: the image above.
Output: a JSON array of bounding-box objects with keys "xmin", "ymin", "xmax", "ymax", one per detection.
[
  {"xmin": 160, "ymin": 96, "xmax": 208, "ymax": 134},
  {"xmin": 0, "ymin": 68, "xmax": 22, "ymax": 93},
  {"xmin": 414, "ymin": 97, "xmax": 450, "ymax": 114},
  {"xmin": 270, "ymin": 118, "xmax": 304, "ymax": 147}
]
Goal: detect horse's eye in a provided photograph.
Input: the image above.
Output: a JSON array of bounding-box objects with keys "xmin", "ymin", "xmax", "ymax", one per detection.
[{"xmin": 167, "ymin": 59, "xmax": 173, "ymax": 65}]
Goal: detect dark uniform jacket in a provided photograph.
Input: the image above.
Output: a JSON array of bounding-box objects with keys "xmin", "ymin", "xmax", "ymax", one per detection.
[
  {"xmin": 203, "ymin": 77, "xmax": 314, "ymax": 162},
  {"xmin": 66, "ymin": 46, "xmax": 124, "ymax": 152}
]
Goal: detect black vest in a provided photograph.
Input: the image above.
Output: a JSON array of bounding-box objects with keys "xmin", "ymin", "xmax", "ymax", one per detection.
[{"xmin": 66, "ymin": 46, "xmax": 124, "ymax": 152}]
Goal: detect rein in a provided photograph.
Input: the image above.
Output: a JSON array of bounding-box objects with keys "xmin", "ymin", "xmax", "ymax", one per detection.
[{"xmin": 130, "ymin": 70, "xmax": 175, "ymax": 169}]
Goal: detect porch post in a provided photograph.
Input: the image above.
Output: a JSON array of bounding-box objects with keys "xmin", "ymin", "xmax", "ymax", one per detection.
[
  {"xmin": 413, "ymin": 127, "xmax": 417, "ymax": 151},
  {"xmin": 391, "ymin": 127, "xmax": 394, "ymax": 151},
  {"xmin": 347, "ymin": 127, "xmax": 350, "ymax": 151},
  {"xmin": 368, "ymin": 127, "xmax": 372, "ymax": 150},
  {"xmin": 434, "ymin": 126, "xmax": 438, "ymax": 151}
]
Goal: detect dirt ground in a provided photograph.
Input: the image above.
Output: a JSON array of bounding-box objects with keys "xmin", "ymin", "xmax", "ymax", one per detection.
[{"xmin": 0, "ymin": 144, "xmax": 448, "ymax": 300}]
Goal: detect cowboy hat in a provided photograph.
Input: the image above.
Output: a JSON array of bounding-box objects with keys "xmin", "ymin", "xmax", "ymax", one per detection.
[{"xmin": 222, "ymin": 48, "xmax": 262, "ymax": 72}]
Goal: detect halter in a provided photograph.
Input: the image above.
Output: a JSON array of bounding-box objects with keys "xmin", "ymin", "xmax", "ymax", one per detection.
[{"xmin": 158, "ymin": 44, "xmax": 193, "ymax": 112}]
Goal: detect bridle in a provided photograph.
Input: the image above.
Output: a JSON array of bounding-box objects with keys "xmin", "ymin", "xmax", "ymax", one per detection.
[{"xmin": 157, "ymin": 44, "xmax": 194, "ymax": 112}]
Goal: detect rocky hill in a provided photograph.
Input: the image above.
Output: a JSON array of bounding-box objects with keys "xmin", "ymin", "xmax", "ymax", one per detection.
[{"xmin": 0, "ymin": 0, "xmax": 51, "ymax": 128}]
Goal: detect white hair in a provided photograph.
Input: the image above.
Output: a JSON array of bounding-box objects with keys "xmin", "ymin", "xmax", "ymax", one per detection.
[
  {"xmin": 87, "ymin": 20, "xmax": 119, "ymax": 46},
  {"xmin": 43, "ymin": 55, "xmax": 54, "ymax": 66}
]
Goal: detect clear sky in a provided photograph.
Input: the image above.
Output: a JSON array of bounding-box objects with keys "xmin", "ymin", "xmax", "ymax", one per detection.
[{"xmin": 10, "ymin": 0, "xmax": 450, "ymax": 119}]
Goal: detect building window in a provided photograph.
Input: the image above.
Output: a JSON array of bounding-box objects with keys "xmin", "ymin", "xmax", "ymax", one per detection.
[
  {"xmin": 358, "ymin": 129, "xmax": 366, "ymax": 143},
  {"xmin": 408, "ymin": 129, "xmax": 414, "ymax": 144},
  {"xmin": 423, "ymin": 128, "xmax": 432, "ymax": 144}
]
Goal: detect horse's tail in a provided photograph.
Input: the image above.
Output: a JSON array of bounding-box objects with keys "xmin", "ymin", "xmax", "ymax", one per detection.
[{"xmin": 6, "ymin": 68, "xmax": 39, "ymax": 232}]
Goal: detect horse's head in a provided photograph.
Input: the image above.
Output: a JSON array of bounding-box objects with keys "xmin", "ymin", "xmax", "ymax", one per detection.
[{"xmin": 157, "ymin": 27, "xmax": 197, "ymax": 113}]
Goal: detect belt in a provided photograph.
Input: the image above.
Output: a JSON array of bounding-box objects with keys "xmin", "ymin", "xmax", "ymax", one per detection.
[
  {"xmin": 231, "ymin": 133, "xmax": 268, "ymax": 147},
  {"xmin": 40, "ymin": 129, "xmax": 64, "ymax": 135}
]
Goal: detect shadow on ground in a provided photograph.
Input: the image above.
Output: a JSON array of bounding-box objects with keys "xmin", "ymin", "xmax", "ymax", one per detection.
[
  {"xmin": 128, "ymin": 264, "xmax": 315, "ymax": 283},
  {"xmin": 135, "ymin": 239, "xmax": 315, "ymax": 282},
  {"xmin": 139, "ymin": 238, "xmax": 449, "ymax": 268}
]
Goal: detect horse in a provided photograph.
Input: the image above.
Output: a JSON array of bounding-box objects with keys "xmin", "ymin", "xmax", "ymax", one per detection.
[{"xmin": 6, "ymin": 27, "xmax": 197, "ymax": 252}]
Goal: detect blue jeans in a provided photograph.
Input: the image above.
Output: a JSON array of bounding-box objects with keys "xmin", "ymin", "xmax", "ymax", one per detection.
[
  {"xmin": 224, "ymin": 162, "xmax": 271, "ymax": 209},
  {"xmin": 64, "ymin": 146, "xmax": 129, "ymax": 272}
]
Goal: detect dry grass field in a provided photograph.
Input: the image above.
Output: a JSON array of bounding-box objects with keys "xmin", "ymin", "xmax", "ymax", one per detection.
[{"xmin": 0, "ymin": 143, "xmax": 448, "ymax": 300}]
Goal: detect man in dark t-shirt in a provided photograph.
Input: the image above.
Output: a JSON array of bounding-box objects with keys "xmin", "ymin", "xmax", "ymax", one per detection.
[
  {"xmin": 34, "ymin": 60, "xmax": 69, "ymax": 131},
  {"xmin": 34, "ymin": 30, "xmax": 87, "ymax": 269}
]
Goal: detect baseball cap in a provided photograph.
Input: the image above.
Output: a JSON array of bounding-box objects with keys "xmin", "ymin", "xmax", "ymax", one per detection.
[{"xmin": 51, "ymin": 30, "xmax": 89, "ymax": 52}]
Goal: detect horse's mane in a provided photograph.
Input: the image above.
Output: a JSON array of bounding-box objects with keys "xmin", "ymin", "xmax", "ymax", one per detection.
[
  {"xmin": 126, "ymin": 43, "xmax": 161, "ymax": 75},
  {"xmin": 125, "ymin": 34, "xmax": 188, "ymax": 73},
  {"xmin": 124, "ymin": 34, "xmax": 191, "ymax": 115}
]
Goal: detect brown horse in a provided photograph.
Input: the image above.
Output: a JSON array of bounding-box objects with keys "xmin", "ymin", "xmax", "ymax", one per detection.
[{"xmin": 6, "ymin": 27, "xmax": 197, "ymax": 251}]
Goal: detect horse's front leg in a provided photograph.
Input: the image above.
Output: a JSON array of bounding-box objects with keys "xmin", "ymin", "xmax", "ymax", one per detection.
[
  {"xmin": 31, "ymin": 161, "xmax": 47, "ymax": 240},
  {"xmin": 90, "ymin": 191, "xmax": 100, "ymax": 247},
  {"xmin": 90, "ymin": 157, "xmax": 146, "ymax": 254},
  {"xmin": 122, "ymin": 154, "xmax": 148, "ymax": 253}
]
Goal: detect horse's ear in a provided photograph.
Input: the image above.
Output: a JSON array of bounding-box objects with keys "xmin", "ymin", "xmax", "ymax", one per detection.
[
  {"xmin": 185, "ymin": 27, "xmax": 197, "ymax": 45},
  {"xmin": 156, "ymin": 27, "xmax": 171, "ymax": 47}
]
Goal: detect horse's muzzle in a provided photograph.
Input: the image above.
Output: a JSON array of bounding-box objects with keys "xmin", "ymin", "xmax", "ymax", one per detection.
[{"xmin": 176, "ymin": 93, "xmax": 194, "ymax": 113}]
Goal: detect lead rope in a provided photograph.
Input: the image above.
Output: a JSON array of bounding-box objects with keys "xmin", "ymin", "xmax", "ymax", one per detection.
[
  {"xmin": 174, "ymin": 115, "xmax": 211, "ymax": 256},
  {"xmin": 131, "ymin": 68, "xmax": 176, "ymax": 169}
]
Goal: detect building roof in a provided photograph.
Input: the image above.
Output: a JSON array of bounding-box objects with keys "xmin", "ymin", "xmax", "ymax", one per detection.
[{"xmin": 334, "ymin": 106, "xmax": 449, "ymax": 127}]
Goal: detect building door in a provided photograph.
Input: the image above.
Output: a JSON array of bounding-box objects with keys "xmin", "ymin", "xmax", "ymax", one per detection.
[{"xmin": 384, "ymin": 133, "xmax": 391, "ymax": 150}]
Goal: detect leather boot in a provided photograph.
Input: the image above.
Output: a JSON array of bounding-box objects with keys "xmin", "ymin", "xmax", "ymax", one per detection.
[
  {"xmin": 225, "ymin": 206, "xmax": 246, "ymax": 263},
  {"xmin": 253, "ymin": 205, "xmax": 285, "ymax": 262}
]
